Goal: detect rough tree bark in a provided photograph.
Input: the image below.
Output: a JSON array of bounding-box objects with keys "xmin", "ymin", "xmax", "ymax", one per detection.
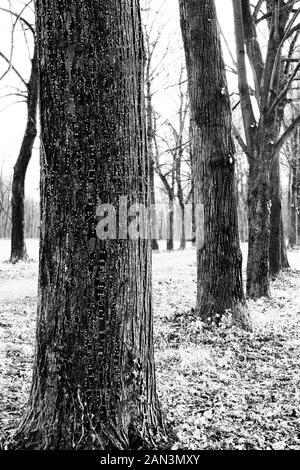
[
  {"xmin": 10, "ymin": 46, "xmax": 38, "ymax": 263},
  {"xmin": 179, "ymin": 0, "xmax": 251, "ymax": 329},
  {"xmin": 11, "ymin": 0, "xmax": 165, "ymax": 450},
  {"xmin": 189, "ymin": 122, "xmax": 196, "ymax": 246}
]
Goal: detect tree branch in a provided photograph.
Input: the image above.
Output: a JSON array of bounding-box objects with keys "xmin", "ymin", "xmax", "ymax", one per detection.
[
  {"xmin": 0, "ymin": 51, "xmax": 28, "ymax": 88},
  {"xmin": 273, "ymin": 113, "xmax": 300, "ymax": 155},
  {"xmin": 268, "ymin": 59, "xmax": 300, "ymax": 116},
  {"xmin": 241, "ymin": 0, "xmax": 264, "ymax": 103},
  {"xmin": 232, "ymin": 124, "xmax": 250, "ymax": 158},
  {"xmin": 232, "ymin": 0, "xmax": 257, "ymax": 149},
  {"xmin": 0, "ymin": 7, "xmax": 35, "ymax": 36}
]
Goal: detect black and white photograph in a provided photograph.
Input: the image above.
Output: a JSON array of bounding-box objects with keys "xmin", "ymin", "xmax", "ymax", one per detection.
[{"xmin": 0, "ymin": 0, "xmax": 300, "ymax": 457}]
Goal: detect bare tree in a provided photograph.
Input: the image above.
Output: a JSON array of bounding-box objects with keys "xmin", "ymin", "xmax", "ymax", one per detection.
[
  {"xmin": 153, "ymin": 71, "xmax": 190, "ymax": 251},
  {"xmin": 285, "ymin": 103, "xmax": 300, "ymax": 247},
  {"xmin": 153, "ymin": 123, "xmax": 176, "ymax": 250},
  {"xmin": 142, "ymin": 0, "xmax": 173, "ymax": 251},
  {"xmin": 0, "ymin": 170, "xmax": 12, "ymax": 238},
  {"xmin": 232, "ymin": 0, "xmax": 300, "ymax": 297},
  {"xmin": 235, "ymin": 147, "xmax": 249, "ymax": 243},
  {"xmin": 0, "ymin": 1, "xmax": 37, "ymax": 263},
  {"xmin": 0, "ymin": 169, "xmax": 39, "ymax": 239}
]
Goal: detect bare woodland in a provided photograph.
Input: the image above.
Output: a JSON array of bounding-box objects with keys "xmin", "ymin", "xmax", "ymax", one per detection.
[{"xmin": 0, "ymin": 0, "xmax": 300, "ymax": 453}]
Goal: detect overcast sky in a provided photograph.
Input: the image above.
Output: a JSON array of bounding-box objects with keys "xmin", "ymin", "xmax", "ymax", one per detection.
[{"xmin": 0, "ymin": 0, "xmax": 237, "ymax": 201}]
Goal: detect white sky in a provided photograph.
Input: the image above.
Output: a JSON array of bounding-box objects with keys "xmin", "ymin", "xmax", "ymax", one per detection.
[{"xmin": 0, "ymin": 0, "xmax": 236, "ymax": 201}]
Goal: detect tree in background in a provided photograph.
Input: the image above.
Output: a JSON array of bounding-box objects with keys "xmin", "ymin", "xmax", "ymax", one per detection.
[
  {"xmin": 12, "ymin": 0, "xmax": 165, "ymax": 449},
  {"xmin": 179, "ymin": 0, "xmax": 251, "ymax": 329},
  {"xmin": 232, "ymin": 0, "xmax": 300, "ymax": 296},
  {"xmin": 10, "ymin": 44, "xmax": 37, "ymax": 263},
  {"xmin": 0, "ymin": 171, "xmax": 11, "ymax": 238},
  {"xmin": 0, "ymin": 170, "xmax": 39, "ymax": 239},
  {"xmin": 269, "ymin": 152, "xmax": 290, "ymax": 275},
  {"xmin": 0, "ymin": 1, "xmax": 37, "ymax": 263},
  {"xmin": 153, "ymin": 72, "xmax": 191, "ymax": 251},
  {"xmin": 143, "ymin": 4, "xmax": 165, "ymax": 251},
  {"xmin": 143, "ymin": 0, "xmax": 193, "ymax": 251},
  {"xmin": 153, "ymin": 121, "xmax": 176, "ymax": 250},
  {"xmin": 235, "ymin": 148, "xmax": 249, "ymax": 243},
  {"xmin": 286, "ymin": 123, "xmax": 300, "ymax": 247}
]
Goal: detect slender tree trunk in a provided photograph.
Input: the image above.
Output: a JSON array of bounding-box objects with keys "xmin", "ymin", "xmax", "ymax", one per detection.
[
  {"xmin": 179, "ymin": 202, "xmax": 186, "ymax": 250},
  {"xmin": 12, "ymin": 0, "xmax": 164, "ymax": 450},
  {"xmin": 10, "ymin": 47, "xmax": 38, "ymax": 263},
  {"xmin": 289, "ymin": 129, "xmax": 300, "ymax": 248},
  {"xmin": 146, "ymin": 67, "xmax": 159, "ymax": 252},
  {"xmin": 269, "ymin": 153, "xmax": 289, "ymax": 276},
  {"xmin": 179, "ymin": 0, "xmax": 250, "ymax": 330},
  {"xmin": 150, "ymin": 160, "xmax": 159, "ymax": 251},
  {"xmin": 288, "ymin": 166, "xmax": 296, "ymax": 248},
  {"xmin": 176, "ymin": 151, "xmax": 186, "ymax": 250},
  {"xmin": 247, "ymin": 154, "xmax": 271, "ymax": 297},
  {"xmin": 281, "ymin": 217, "xmax": 289, "ymax": 268},
  {"xmin": 167, "ymin": 197, "xmax": 174, "ymax": 251}
]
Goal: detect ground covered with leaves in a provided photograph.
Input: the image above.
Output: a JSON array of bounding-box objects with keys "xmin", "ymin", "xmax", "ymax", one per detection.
[{"xmin": 0, "ymin": 242, "xmax": 300, "ymax": 449}]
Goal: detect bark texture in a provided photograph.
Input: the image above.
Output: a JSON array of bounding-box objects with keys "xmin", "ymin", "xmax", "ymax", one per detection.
[
  {"xmin": 10, "ymin": 46, "xmax": 38, "ymax": 263},
  {"xmin": 12, "ymin": 0, "xmax": 164, "ymax": 450},
  {"xmin": 179, "ymin": 0, "xmax": 250, "ymax": 330}
]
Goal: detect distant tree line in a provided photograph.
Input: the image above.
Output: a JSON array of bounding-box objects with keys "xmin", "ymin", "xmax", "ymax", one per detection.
[{"xmin": 0, "ymin": 173, "xmax": 39, "ymax": 239}]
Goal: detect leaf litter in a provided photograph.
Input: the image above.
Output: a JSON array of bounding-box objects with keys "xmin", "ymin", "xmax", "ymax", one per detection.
[{"xmin": 0, "ymin": 248, "xmax": 300, "ymax": 449}]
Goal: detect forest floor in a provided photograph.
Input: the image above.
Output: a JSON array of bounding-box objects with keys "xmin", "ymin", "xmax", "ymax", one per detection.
[{"xmin": 0, "ymin": 239, "xmax": 300, "ymax": 449}]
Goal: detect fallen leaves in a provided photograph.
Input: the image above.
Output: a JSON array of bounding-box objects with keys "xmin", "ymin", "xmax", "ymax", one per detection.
[
  {"xmin": 0, "ymin": 248, "xmax": 300, "ymax": 449},
  {"xmin": 154, "ymin": 252, "xmax": 300, "ymax": 450}
]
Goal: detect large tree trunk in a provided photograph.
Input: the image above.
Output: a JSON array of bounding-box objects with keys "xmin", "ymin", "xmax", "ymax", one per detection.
[
  {"xmin": 12, "ymin": 0, "xmax": 164, "ymax": 450},
  {"xmin": 10, "ymin": 47, "xmax": 38, "ymax": 263},
  {"xmin": 179, "ymin": 0, "xmax": 250, "ymax": 330},
  {"xmin": 269, "ymin": 154, "xmax": 289, "ymax": 276}
]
